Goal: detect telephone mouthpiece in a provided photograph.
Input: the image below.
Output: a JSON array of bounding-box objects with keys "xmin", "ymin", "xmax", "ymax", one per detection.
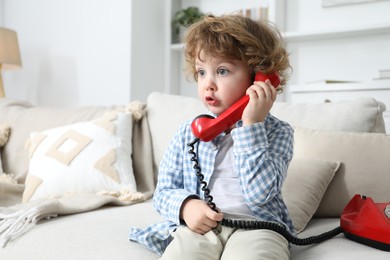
[{"xmin": 191, "ymin": 95, "xmax": 249, "ymax": 142}]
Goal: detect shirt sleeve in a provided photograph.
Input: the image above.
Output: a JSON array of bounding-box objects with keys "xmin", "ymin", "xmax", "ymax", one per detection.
[
  {"xmin": 153, "ymin": 123, "xmax": 199, "ymax": 225},
  {"xmin": 231, "ymin": 115, "xmax": 294, "ymax": 209}
]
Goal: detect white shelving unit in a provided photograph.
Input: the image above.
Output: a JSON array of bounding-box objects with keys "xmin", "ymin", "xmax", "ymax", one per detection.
[
  {"xmin": 164, "ymin": 0, "xmax": 390, "ymax": 124},
  {"xmin": 164, "ymin": 0, "xmax": 286, "ymax": 97},
  {"xmin": 283, "ymin": 23, "xmax": 390, "ymax": 104}
]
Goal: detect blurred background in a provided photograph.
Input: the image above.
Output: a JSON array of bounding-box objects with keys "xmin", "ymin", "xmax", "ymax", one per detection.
[{"xmin": 0, "ymin": 0, "xmax": 389, "ymax": 109}]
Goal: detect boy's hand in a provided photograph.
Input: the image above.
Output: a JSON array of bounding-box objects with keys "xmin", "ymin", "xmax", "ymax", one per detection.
[
  {"xmin": 180, "ymin": 198, "xmax": 224, "ymax": 235},
  {"xmin": 242, "ymin": 79, "xmax": 277, "ymax": 126}
]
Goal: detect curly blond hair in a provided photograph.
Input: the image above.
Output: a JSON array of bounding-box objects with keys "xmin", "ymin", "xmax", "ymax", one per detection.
[{"xmin": 184, "ymin": 14, "xmax": 291, "ymax": 88}]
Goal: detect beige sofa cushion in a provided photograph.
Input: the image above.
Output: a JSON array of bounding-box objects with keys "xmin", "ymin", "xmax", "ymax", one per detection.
[
  {"xmin": 293, "ymin": 127, "xmax": 390, "ymax": 217},
  {"xmin": 0, "ymin": 123, "xmax": 11, "ymax": 175},
  {"xmin": 146, "ymin": 92, "xmax": 206, "ymax": 173},
  {"xmin": 0, "ymin": 123, "xmax": 24, "ymax": 206},
  {"xmin": 271, "ymin": 97, "xmax": 386, "ymax": 133},
  {"xmin": 0, "ymin": 123, "xmax": 11, "ymax": 148},
  {"xmin": 282, "ymin": 158, "xmax": 340, "ymax": 233}
]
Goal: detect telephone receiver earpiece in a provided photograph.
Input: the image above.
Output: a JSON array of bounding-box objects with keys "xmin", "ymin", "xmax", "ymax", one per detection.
[{"xmin": 191, "ymin": 72, "xmax": 280, "ymax": 142}]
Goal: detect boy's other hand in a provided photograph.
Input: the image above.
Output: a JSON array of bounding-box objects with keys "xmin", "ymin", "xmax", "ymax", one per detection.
[{"xmin": 180, "ymin": 198, "xmax": 224, "ymax": 235}]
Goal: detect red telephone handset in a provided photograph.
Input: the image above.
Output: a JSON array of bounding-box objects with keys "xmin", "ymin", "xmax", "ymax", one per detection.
[{"xmin": 191, "ymin": 72, "xmax": 280, "ymax": 142}]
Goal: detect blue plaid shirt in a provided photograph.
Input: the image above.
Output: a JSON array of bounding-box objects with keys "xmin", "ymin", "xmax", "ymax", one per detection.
[{"xmin": 129, "ymin": 113, "xmax": 295, "ymax": 255}]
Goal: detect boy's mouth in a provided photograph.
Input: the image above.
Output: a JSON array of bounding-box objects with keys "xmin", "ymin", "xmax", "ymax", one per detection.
[{"xmin": 205, "ymin": 96, "xmax": 217, "ymax": 105}]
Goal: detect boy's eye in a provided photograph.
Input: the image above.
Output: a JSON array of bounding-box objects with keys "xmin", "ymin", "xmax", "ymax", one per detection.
[
  {"xmin": 218, "ymin": 68, "xmax": 229, "ymax": 76},
  {"xmin": 197, "ymin": 69, "xmax": 205, "ymax": 77}
]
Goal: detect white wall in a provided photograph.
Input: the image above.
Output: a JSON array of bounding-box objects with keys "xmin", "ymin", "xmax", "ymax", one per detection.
[
  {"xmin": 130, "ymin": 0, "xmax": 165, "ymax": 102},
  {"xmin": 1, "ymin": 0, "xmax": 164, "ymax": 106}
]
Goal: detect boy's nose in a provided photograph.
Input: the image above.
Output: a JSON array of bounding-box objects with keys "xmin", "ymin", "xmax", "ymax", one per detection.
[
  {"xmin": 204, "ymin": 76, "xmax": 217, "ymax": 91},
  {"xmin": 206, "ymin": 84, "xmax": 217, "ymax": 91}
]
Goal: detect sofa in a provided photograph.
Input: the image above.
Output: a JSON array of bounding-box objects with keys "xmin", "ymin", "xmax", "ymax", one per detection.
[{"xmin": 0, "ymin": 92, "xmax": 389, "ymax": 259}]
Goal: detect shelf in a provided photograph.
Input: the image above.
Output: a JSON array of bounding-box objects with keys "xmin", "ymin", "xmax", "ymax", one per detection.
[
  {"xmin": 290, "ymin": 80, "xmax": 390, "ymax": 93},
  {"xmin": 284, "ymin": 23, "xmax": 390, "ymax": 43},
  {"xmin": 172, "ymin": 23, "xmax": 390, "ymax": 48},
  {"xmin": 171, "ymin": 43, "xmax": 184, "ymax": 51}
]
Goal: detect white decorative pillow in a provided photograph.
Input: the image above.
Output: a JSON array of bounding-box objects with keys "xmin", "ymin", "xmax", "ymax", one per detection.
[
  {"xmin": 282, "ymin": 158, "xmax": 340, "ymax": 233},
  {"xmin": 23, "ymin": 110, "xmax": 137, "ymax": 202}
]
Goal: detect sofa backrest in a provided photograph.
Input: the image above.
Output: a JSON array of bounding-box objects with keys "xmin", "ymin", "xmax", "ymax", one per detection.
[
  {"xmin": 146, "ymin": 92, "xmax": 386, "ymax": 172},
  {"xmin": 146, "ymin": 92, "xmax": 206, "ymax": 171},
  {"xmin": 271, "ymin": 98, "xmax": 386, "ymax": 133}
]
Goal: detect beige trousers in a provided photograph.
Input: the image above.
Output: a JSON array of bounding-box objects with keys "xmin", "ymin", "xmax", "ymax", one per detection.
[{"xmin": 160, "ymin": 225, "xmax": 290, "ymax": 260}]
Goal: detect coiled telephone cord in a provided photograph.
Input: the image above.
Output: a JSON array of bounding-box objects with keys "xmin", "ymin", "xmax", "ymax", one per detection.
[{"xmin": 187, "ymin": 138, "xmax": 343, "ymax": 246}]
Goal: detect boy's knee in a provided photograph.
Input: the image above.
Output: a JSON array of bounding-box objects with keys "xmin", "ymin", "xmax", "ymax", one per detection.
[
  {"xmin": 221, "ymin": 229, "xmax": 290, "ymax": 260},
  {"xmin": 160, "ymin": 227, "xmax": 223, "ymax": 260}
]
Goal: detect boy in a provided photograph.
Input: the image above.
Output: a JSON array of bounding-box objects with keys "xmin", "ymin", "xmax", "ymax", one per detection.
[{"xmin": 130, "ymin": 14, "xmax": 294, "ymax": 259}]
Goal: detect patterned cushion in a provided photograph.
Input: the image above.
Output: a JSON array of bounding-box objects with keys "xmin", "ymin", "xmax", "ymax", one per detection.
[{"xmin": 22, "ymin": 110, "xmax": 136, "ymax": 202}]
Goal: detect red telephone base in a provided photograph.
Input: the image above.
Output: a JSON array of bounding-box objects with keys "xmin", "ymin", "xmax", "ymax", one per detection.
[
  {"xmin": 340, "ymin": 194, "xmax": 390, "ymax": 251},
  {"xmin": 344, "ymin": 232, "xmax": 390, "ymax": 252}
]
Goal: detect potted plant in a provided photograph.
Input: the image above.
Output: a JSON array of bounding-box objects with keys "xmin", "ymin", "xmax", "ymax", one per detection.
[{"xmin": 173, "ymin": 6, "xmax": 204, "ymax": 42}]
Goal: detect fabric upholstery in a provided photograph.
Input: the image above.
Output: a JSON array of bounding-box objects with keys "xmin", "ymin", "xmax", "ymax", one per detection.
[
  {"xmin": 146, "ymin": 92, "xmax": 206, "ymax": 176},
  {"xmin": 23, "ymin": 111, "xmax": 136, "ymax": 202},
  {"xmin": 282, "ymin": 158, "xmax": 340, "ymax": 232},
  {"xmin": 271, "ymin": 97, "xmax": 386, "ymax": 133},
  {"xmin": 293, "ymin": 127, "xmax": 390, "ymax": 217},
  {"xmin": 290, "ymin": 218, "xmax": 390, "ymax": 259}
]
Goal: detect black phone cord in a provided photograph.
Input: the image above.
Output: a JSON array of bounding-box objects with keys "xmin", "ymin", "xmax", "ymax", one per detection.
[{"xmin": 187, "ymin": 138, "xmax": 343, "ymax": 246}]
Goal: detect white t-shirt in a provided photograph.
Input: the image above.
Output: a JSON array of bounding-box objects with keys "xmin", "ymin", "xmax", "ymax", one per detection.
[{"xmin": 208, "ymin": 134, "xmax": 257, "ymax": 220}]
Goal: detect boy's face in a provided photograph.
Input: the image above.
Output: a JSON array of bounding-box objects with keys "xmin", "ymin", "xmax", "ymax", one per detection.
[{"xmin": 195, "ymin": 51, "xmax": 252, "ymax": 116}]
